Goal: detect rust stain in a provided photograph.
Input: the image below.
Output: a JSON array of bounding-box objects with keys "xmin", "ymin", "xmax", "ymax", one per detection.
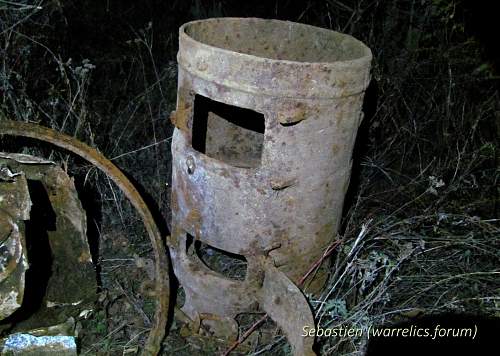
[{"xmin": 332, "ymin": 143, "xmax": 341, "ymax": 155}]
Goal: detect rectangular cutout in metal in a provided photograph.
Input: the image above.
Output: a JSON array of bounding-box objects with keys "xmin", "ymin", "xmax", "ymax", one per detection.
[{"xmin": 192, "ymin": 94, "xmax": 265, "ymax": 168}]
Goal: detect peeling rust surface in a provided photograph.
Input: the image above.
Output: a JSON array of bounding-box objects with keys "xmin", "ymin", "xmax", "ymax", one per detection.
[
  {"xmin": 171, "ymin": 18, "xmax": 371, "ymax": 354},
  {"xmin": 0, "ymin": 121, "xmax": 170, "ymax": 356}
]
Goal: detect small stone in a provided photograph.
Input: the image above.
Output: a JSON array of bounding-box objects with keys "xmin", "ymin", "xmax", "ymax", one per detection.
[{"xmin": 2, "ymin": 334, "xmax": 77, "ymax": 355}]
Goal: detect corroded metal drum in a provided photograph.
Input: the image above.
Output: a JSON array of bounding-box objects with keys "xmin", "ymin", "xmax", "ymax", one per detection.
[{"xmin": 170, "ymin": 17, "xmax": 371, "ymax": 354}]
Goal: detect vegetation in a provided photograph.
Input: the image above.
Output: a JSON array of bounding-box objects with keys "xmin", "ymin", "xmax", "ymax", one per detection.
[{"xmin": 1, "ymin": 0, "xmax": 498, "ymax": 354}]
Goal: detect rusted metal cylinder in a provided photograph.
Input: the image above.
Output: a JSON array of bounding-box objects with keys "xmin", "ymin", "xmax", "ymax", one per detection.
[{"xmin": 170, "ymin": 17, "xmax": 371, "ymax": 343}]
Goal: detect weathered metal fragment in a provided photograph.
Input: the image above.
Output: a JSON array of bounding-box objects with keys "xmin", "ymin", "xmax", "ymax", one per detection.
[
  {"xmin": 170, "ymin": 18, "xmax": 372, "ymax": 354},
  {"xmin": 0, "ymin": 172, "xmax": 30, "ymax": 320}
]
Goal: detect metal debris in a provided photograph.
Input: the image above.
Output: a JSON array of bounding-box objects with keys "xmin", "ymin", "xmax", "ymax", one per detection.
[
  {"xmin": 0, "ymin": 121, "xmax": 171, "ymax": 356},
  {"xmin": 170, "ymin": 18, "xmax": 371, "ymax": 354},
  {"xmin": 0, "ymin": 163, "xmax": 31, "ymax": 320}
]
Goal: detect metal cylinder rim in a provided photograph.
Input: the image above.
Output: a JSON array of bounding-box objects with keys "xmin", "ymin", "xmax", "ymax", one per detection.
[{"xmin": 179, "ymin": 17, "xmax": 372, "ymax": 68}]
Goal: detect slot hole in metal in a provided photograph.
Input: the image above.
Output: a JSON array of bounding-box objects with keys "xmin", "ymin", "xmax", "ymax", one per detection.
[{"xmin": 192, "ymin": 94, "xmax": 265, "ymax": 169}]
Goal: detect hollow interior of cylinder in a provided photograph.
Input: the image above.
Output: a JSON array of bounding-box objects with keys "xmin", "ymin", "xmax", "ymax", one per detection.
[{"xmin": 184, "ymin": 18, "xmax": 367, "ymax": 63}]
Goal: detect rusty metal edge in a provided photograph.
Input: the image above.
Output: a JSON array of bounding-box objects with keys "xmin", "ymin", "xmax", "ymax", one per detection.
[
  {"xmin": 178, "ymin": 18, "xmax": 373, "ymax": 100},
  {"xmin": 0, "ymin": 120, "xmax": 170, "ymax": 356}
]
